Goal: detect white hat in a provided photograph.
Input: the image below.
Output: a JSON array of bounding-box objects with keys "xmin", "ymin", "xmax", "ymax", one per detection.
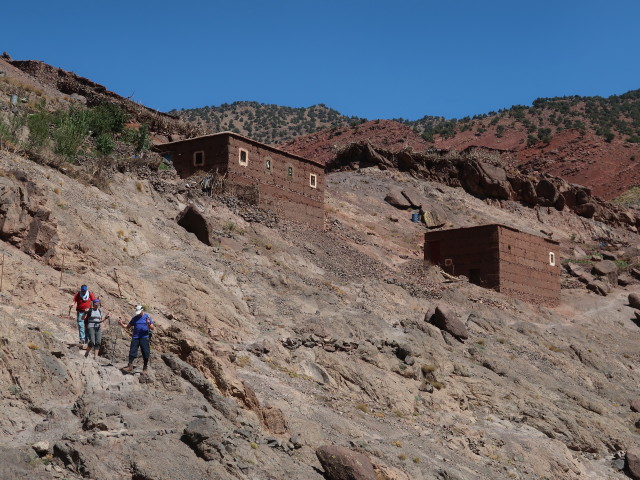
[{"xmin": 135, "ymin": 305, "xmax": 144, "ymax": 315}]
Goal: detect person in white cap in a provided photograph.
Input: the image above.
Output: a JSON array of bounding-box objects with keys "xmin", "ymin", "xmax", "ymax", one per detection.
[{"xmin": 118, "ymin": 305, "xmax": 155, "ymax": 374}]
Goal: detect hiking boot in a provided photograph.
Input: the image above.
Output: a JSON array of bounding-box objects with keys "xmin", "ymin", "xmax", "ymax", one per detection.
[
  {"xmin": 122, "ymin": 364, "xmax": 134, "ymax": 373},
  {"xmin": 141, "ymin": 366, "xmax": 148, "ymax": 375},
  {"xmin": 80, "ymin": 344, "xmax": 88, "ymax": 350}
]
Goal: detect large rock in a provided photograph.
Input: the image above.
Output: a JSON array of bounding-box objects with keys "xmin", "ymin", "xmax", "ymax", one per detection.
[
  {"xmin": 316, "ymin": 445, "xmax": 376, "ymax": 480},
  {"xmin": 592, "ymin": 260, "xmax": 618, "ymax": 286},
  {"xmin": 400, "ymin": 187, "xmax": 423, "ymax": 208},
  {"xmin": 574, "ymin": 203, "xmax": 596, "ymax": 218},
  {"xmin": 627, "ymin": 448, "xmax": 640, "ymax": 480},
  {"xmin": 182, "ymin": 417, "xmax": 225, "ymax": 461},
  {"xmin": 262, "ymin": 406, "xmax": 287, "ymax": 434},
  {"xmin": 429, "ymin": 306, "xmax": 468, "ymax": 341},
  {"xmin": 536, "ymin": 179, "xmax": 559, "ymax": 206},
  {"xmin": 629, "ymin": 293, "xmax": 640, "ymax": 310},
  {"xmin": 384, "ymin": 191, "xmax": 412, "ymax": 209},
  {"xmin": 630, "ymin": 398, "xmax": 640, "ymax": 412},
  {"xmin": 460, "ymin": 160, "xmax": 513, "ymax": 200},
  {"xmin": 587, "ymin": 280, "xmax": 610, "ymax": 296}
]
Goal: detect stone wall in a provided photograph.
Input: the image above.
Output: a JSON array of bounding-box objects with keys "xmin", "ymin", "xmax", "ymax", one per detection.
[
  {"xmin": 226, "ymin": 136, "xmax": 324, "ymax": 227},
  {"xmin": 156, "ymin": 133, "xmax": 325, "ymax": 227},
  {"xmin": 425, "ymin": 224, "xmax": 560, "ymax": 305},
  {"xmin": 424, "ymin": 225, "xmax": 501, "ymax": 290},
  {"xmin": 497, "ymin": 226, "xmax": 560, "ymax": 306},
  {"xmin": 160, "ymin": 135, "xmax": 228, "ymax": 178}
]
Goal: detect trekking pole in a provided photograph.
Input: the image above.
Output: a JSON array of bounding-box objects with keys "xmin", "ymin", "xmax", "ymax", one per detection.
[
  {"xmin": 59, "ymin": 254, "xmax": 65, "ymax": 288},
  {"xmin": 109, "ymin": 316, "xmax": 117, "ymax": 366}
]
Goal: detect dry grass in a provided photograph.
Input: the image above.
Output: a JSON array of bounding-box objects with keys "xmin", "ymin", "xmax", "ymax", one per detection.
[
  {"xmin": 235, "ymin": 356, "xmax": 251, "ymax": 368},
  {"xmin": 27, "ymin": 343, "xmax": 39, "ymax": 350}
]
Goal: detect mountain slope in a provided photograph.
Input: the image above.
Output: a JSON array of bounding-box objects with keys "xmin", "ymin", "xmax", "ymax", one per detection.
[{"xmin": 169, "ymin": 101, "xmax": 366, "ymax": 145}]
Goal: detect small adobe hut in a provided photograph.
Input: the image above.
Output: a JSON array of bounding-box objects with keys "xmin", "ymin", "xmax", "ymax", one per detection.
[
  {"xmin": 154, "ymin": 132, "xmax": 324, "ymax": 226},
  {"xmin": 424, "ymin": 224, "xmax": 560, "ymax": 306}
]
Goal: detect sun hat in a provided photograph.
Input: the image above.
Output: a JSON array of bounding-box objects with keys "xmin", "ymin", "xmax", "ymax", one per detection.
[
  {"xmin": 92, "ymin": 299, "xmax": 100, "ymax": 304},
  {"xmin": 135, "ymin": 305, "xmax": 144, "ymax": 315}
]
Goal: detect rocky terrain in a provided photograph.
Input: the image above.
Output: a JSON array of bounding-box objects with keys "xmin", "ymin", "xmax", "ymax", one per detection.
[
  {"xmin": 1, "ymin": 138, "xmax": 640, "ymax": 479},
  {"xmin": 1, "ymin": 54, "xmax": 640, "ymax": 480}
]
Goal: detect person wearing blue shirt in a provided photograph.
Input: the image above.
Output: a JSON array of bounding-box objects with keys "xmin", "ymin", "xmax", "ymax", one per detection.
[{"xmin": 119, "ymin": 305, "xmax": 155, "ymax": 374}]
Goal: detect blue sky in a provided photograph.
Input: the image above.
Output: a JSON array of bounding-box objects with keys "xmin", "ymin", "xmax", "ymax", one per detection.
[{"xmin": 2, "ymin": 0, "xmax": 639, "ymax": 120}]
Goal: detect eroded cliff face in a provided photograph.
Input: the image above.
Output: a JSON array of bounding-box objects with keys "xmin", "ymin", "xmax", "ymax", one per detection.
[{"xmin": 0, "ymin": 150, "xmax": 639, "ymax": 480}]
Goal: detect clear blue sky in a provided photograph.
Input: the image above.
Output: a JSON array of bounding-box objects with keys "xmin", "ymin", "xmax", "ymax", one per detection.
[{"xmin": 2, "ymin": 0, "xmax": 639, "ymax": 120}]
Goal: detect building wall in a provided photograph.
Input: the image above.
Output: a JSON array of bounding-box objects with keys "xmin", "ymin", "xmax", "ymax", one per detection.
[
  {"xmin": 424, "ymin": 225, "xmax": 501, "ymax": 290},
  {"xmin": 424, "ymin": 224, "xmax": 560, "ymax": 305},
  {"xmin": 155, "ymin": 134, "xmax": 325, "ymax": 227},
  {"xmin": 225, "ymin": 136, "xmax": 325, "ymax": 227},
  {"xmin": 497, "ymin": 226, "xmax": 560, "ymax": 306},
  {"xmin": 161, "ymin": 135, "xmax": 229, "ymax": 178}
]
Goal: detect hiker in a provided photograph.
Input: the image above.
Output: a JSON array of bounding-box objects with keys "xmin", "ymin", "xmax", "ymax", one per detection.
[
  {"xmin": 83, "ymin": 299, "xmax": 109, "ymax": 360},
  {"xmin": 118, "ymin": 305, "xmax": 155, "ymax": 374},
  {"xmin": 69, "ymin": 285, "xmax": 95, "ymax": 348}
]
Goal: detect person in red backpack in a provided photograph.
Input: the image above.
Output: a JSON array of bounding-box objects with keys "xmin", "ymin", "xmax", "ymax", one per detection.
[{"xmin": 69, "ymin": 285, "xmax": 95, "ymax": 348}]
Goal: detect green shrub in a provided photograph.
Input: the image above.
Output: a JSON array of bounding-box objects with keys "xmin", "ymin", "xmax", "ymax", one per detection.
[
  {"xmin": 27, "ymin": 112, "xmax": 52, "ymax": 149},
  {"xmin": 89, "ymin": 103, "xmax": 126, "ymax": 136},
  {"xmin": 95, "ymin": 133, "xmax": 115, "ymax": 155}
]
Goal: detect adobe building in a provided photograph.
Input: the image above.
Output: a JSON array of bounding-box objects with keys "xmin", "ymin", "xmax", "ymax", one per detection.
[
  {"xmin": 424, "ymin": 224, "xmax": 560, "ymax": 306},
  {"xmin": 154, "ymin": 132, "xmax": 324, "ymax": 227}
]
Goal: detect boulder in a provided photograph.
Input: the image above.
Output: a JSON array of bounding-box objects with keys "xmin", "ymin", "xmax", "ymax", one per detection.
[
  {"xmin": 316, "ymin": 445, "xmax": 376, "ymax": 480},
  {"xmin": 460, "ymin": 160, "xmax": 513, "ymax": 200},
  {"xmin": 587, "ymin": 280, "xmax": 610, "ymax": 296},
  {"xmin": 627, "ymin": 448, "xmax": 640, "ymax": 480},
  {"xmin": 630, "ymin": 398, "xmax": 640, "ymax": 412},
  {"xmin": 422, "ymin": 209, "xmax": 446, "ymax": 228},
  {"xmin": 618, "ymin": 274, "xmax": 633, "ymax": 287},
  {"xmin": 400, "ymin": 187, "xmax": 423, "ymax": 208},
  {"xmin": 554, "ymin": 194, "xmax": 566, "ymax": 211},
  {"xmin": 575, "ymin": 189, "xmax": 590, "ymax": 205},
  {"xmin": 261, "ymin": 406, "xmax": 287, "ymax": 434},
  {"xmin": 536, "ymin": 179, "xmax": 559, "ymax": 205},
  {"xmin": 592, "ymin": 260, "xmax": 618, "ymax": 286},
  {"xmin": 565, "ymin": 262, "xmax": 587, "ymax": 278},
  {"xmin": 632, "ymin": 268, "xmax": 640, "ymax": 281},
  {"xmin": 574, "ymin": 203, "xmax": 596, "ymax": 219},
  {"xmin": 629, "ymin": 293, "xmax": 640, "ymax": 310},
  {"xmin": 182, "ymin": 417, "xmax": 226, "ymax": 462},
  {"xmin": 384, "ymin": 191, "xmax": 412, "ymax": 209},
  {"xmin": 429, "ymin": 306, "xmax": 468, "ymax": 341}
]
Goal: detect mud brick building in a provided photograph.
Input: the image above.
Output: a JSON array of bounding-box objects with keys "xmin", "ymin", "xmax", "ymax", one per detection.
[
  {"xmin": 155, "ymin": 132, "xmax": 324, "ymax": 227},
  {"xmin": 424, "ymin": 224, "xmax": 560, "ymax": 305}
]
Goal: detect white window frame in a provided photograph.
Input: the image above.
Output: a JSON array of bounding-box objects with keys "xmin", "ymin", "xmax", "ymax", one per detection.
[
  {"xmin": 309, "ymin": 173, "xmax": 317, "ymax": 188},
  {"xmin": 549, "ymin": 252, "xmax": 556, "ymax": 266},
  {"xmin": 266, "ymin": 158, "xmax": 271, "ymax": 170},
  {"xmin": 193, "ymin": 150, "xmax": 205, "ymax": 166},
  {"xmin": 287, "ymin": 166, "xmax": 293, "ymax": 177},
  {"xmin": 239, "ymin": 148, "xmax": 249, "ymax": 166}
]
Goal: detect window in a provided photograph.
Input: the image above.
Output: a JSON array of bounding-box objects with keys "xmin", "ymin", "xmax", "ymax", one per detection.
[
  {"xmin": 239, "ymin": 148, "xmax": 248, "ymax": 166},
  {"xmin": 266, "ymin": 159, "xmax": 271, "ymax": 170},
  {"xmin": 161, "ymin": 153, "xmax": 173, "ymax": 163},
  {"xmin": 287, "ymin": 166, "xmax": 293, "ymax": 177},
  {"xmin": 193, "ymin": 151, "xmax": 204, "ymax": 166},
  {"xmin": 549, "ymin": 252, "xmax": 556, "ymax": 266},
  {"xmin": 309, "ymin": 173, "xmax": 317, "ymax": 188}
]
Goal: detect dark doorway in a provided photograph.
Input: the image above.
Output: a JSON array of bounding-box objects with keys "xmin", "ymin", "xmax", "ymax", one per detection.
[
  {"xmin": 427, "ymin": 241, "xmax": 441, "ymax": 265},
  {"xmin": 469, "ymin": 269, "xmax": 481, "ymax": 286}
]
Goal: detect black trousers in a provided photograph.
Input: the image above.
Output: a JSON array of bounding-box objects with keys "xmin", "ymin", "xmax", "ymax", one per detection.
[{"xmin": 128, "ymin": 337, "xmax": 150, "ymax": 365}]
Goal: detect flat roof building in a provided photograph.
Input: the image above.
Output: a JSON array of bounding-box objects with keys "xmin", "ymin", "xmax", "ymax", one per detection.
[
  {"xmin": 424, "ymin": 224, "xmax": 560, "ymax": 306},
  {"xmin": 155, "ymin": 132, "xmax": 324, "ymax": 227}
]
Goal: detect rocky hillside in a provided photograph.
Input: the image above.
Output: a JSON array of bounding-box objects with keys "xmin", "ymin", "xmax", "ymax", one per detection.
[
  {"xmin": 169, "ymin": 102, "xmax": 367, "ymax": 145},
  {"xmin": 2, "ymin": 53, "xmax": 640, "ymax": 480},
  {"xmin": 2, "ymin": 131, "xmax": 640, "ymax": 479}
]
